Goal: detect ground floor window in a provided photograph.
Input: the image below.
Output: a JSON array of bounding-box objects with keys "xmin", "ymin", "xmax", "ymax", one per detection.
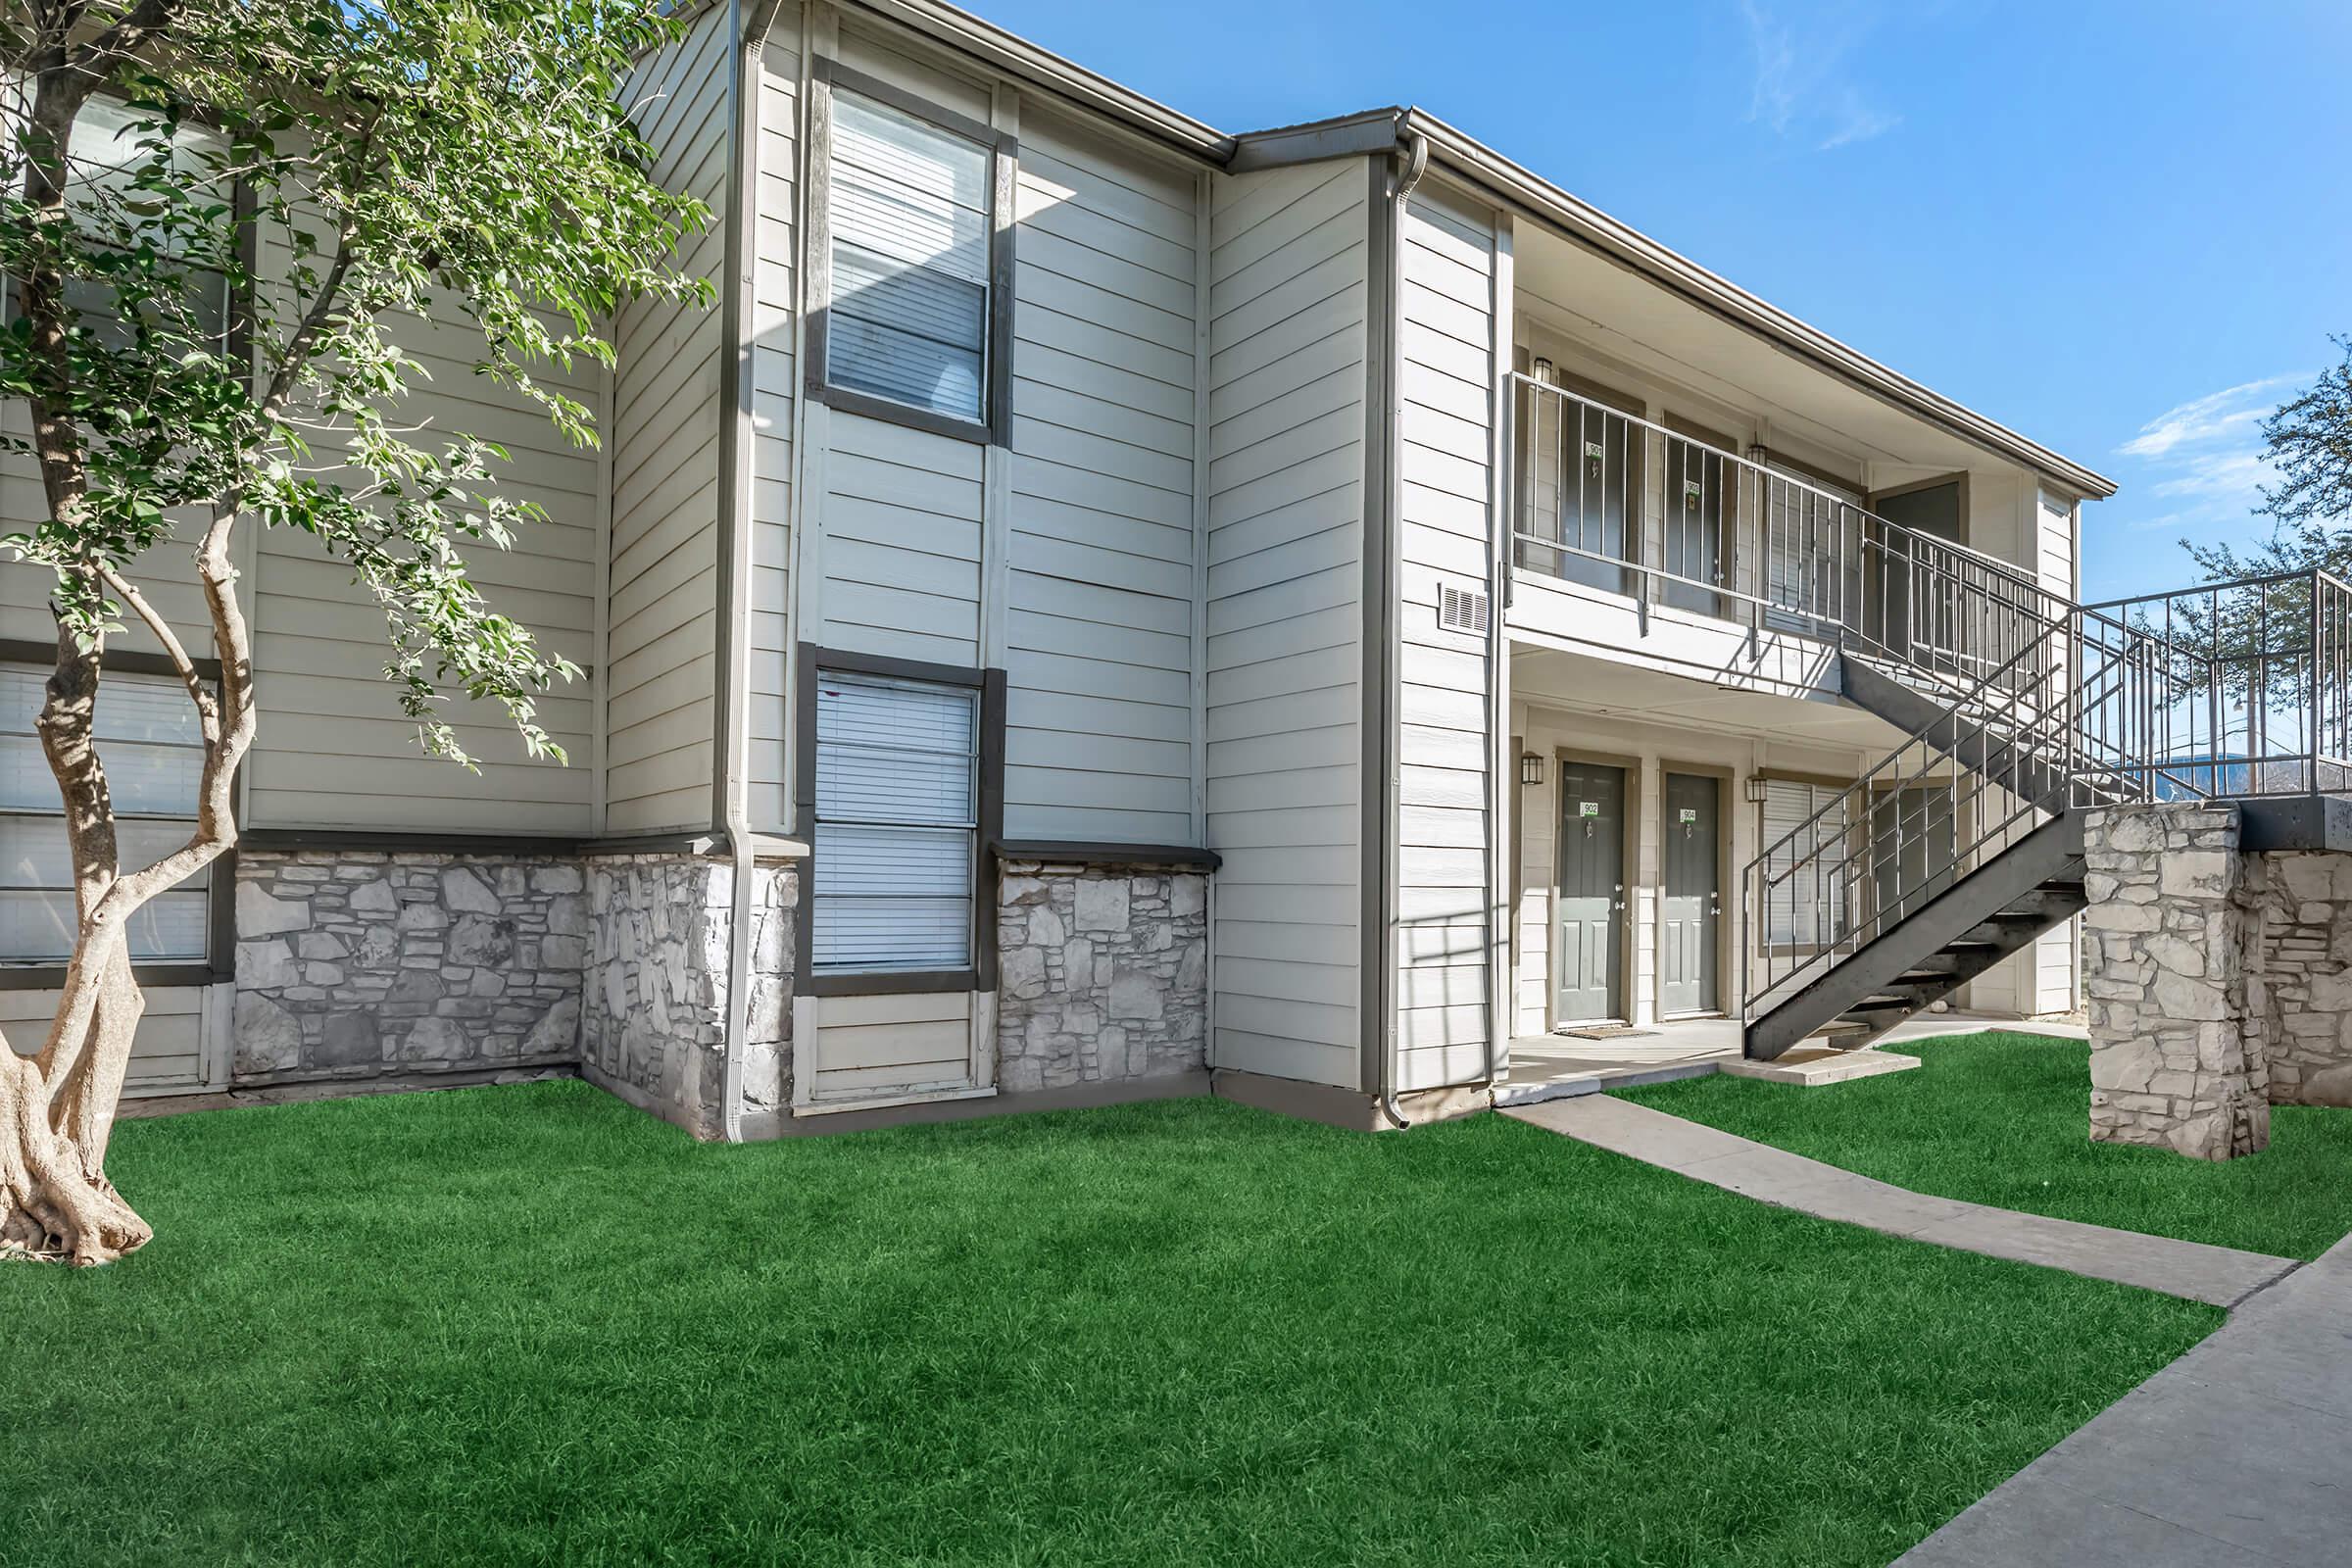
[
  {"xmin": 809, "ymin": 669, "xmax": 980, "ymax": 975},
  {"xmin": 1757, "ymin": 776, "xmax": 1851, "ymax": 953},
  {"xmin": 0, "ymin": 662, "xmax": 209, "ymax": 963}
]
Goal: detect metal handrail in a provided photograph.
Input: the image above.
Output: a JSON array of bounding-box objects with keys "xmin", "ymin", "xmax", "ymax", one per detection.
[
  {"xmin": 1740, "ymin": 569, "xmax": 2352, "ymax": 1025},
  {"xmin": 1507, "ymin": 373, "xmax": 2073, "ymax": 705}
]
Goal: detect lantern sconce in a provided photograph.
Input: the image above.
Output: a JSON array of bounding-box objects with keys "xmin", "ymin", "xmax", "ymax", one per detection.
[
  {"xmin": 1531, "ymin": 356, "xmax": 1554, "ymax": 385},
  {"xmin": 1744, "ymin": 775, "xmax": 1770, "ymax": 804},
  {"xmin": 1520, "ymin": 753, "xmax": 1545, "ymax": 788}
]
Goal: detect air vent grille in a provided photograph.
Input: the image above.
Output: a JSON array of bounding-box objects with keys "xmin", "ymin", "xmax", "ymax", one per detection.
[{"xmin": 1438, "ymin": 582, "xmax": 1491, "ymax": 635}]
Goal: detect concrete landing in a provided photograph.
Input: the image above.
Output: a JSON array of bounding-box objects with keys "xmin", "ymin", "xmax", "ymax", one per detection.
[
  {"xmin": 1504, "ymin": 1095, "xmax": 2299, "ymax": 1308},
  {"xmin": 1898, "ymin": 1231, "xmax": 2352, "ymax": 1566},
  {"xmin": 1719, "ymin": 1046, "xmax": 1920, "ymax": 1086}
]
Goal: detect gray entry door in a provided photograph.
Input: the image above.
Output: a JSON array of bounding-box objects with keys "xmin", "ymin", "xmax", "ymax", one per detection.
[
  {"xmin": 1661, "ymin": 773, "xmax": 1721, "ymax": 1015},
  {"xmin": 1553, "ymin": 760, "xmax": 1626, "ymax": 1023}
]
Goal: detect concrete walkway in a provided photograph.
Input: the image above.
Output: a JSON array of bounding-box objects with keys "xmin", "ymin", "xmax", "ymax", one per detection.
[
  {"xmin": 1897, "ymin": 1231, "xmax": 2352, "ymax": 1566},
  {"xmin": 1503, "ymin": 1095, "xmax": 2298, "ymax": 1308}
]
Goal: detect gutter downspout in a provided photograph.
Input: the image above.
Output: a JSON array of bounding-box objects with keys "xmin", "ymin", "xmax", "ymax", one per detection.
[
  {"xmin": 1376, "ymin": 130, "xmax": 1430, "ymax": 1133},
  {"xmin": 714, "ymin": 0, "xmax": 790, "ymax": 1144}
]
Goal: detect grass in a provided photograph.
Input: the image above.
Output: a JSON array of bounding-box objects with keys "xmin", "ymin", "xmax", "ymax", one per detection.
[
  {"xmin": 0, "ymin": 1080, "xmax": 2218, "ymax": 1567},
  {"xmin": 1624, "ymin": 1031, "xmax": 2352, "ymax": 1261}
]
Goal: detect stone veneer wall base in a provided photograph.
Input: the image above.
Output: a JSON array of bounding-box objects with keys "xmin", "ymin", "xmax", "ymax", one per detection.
[
  {"xmin": 231, "ymin": 850, "xmax": 587, "ymax": 1087},
  {"xmin": 995, "ymin": 858, "xmax": 1208, "ymax": 1093},
  {"xmin": 2081, "ymin": 801, "xmax": 2352, "ymax": 1159}
]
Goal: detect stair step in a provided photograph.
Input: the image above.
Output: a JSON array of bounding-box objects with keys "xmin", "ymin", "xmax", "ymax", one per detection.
[{"xmin": 1743, "ymin": 811, "xmax": 2084, "ymax": 1062}]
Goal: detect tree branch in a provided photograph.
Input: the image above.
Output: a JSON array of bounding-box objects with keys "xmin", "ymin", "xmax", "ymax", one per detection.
[{"xmin": 90, "ymin": 561, "xmax": 219, "ymax": 745}]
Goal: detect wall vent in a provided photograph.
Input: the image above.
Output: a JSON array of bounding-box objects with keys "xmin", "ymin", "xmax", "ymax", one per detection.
[{"xmin": 1438, "ymin": 582, "xmax": 1490, "ymax": 635}]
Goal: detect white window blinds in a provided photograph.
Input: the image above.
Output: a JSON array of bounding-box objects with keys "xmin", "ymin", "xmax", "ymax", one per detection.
[
  {"xmin": 1759, "ymin": 778, "xmax": 1850, "ymax": 951},
  {"xmin": 825, "ymin": 87, "xmax": 991, "ymax": 422},
  {"xmin": 0, "ymin": 664, "xmax": 209, "ymax": 963},
  {"xmin": 0, "ymin": 82, "xmax": 233, "ymax": 344},
  {"xmin": 812, "ymin": 672, "xmax": 979, "ymax": 973}
]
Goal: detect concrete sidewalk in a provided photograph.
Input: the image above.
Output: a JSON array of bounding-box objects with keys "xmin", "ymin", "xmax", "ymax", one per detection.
[
  {"xmin": 1897, "ymin": 1232, "xmax": 2352, "ymax": 1566},
  {"xmin": 1503, "ymin": 1095, "xmax": 2297, "ymax": 1307}
]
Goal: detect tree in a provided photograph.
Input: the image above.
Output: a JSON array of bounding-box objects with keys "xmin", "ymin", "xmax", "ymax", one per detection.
[
  {"xmin": 0, "ymin": 0, "xmax": 709, "ymax": 1263},
  {"xmin": 2185, "ymin": 337, "xmax": 2352, "ymax": 583}
]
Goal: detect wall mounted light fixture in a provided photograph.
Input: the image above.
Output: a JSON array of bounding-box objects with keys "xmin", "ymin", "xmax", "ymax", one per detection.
[{"xmin": 1520, "ymin": 753, "xmax": 1545, "ymax": 788}]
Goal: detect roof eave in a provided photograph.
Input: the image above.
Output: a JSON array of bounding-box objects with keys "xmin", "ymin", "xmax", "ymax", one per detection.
[
  {"xmin": 1398, "ymin": 109, "xmax": 2119, "ymax": 500},
  {"xmin": 843, "ymin": 0, "xmax": 1235, "ymax": 163},
  {"xmin": 815, "ymin": 5, "xmax": 2117, "ymax": 502}
]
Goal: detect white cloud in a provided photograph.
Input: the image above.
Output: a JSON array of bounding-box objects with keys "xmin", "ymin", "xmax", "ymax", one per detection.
[
  {"xmin": 2119, "ymin": 374, "xmax": 2304, "ymax": 460},
  {"xmin": 1739, "ymin": 1, "xmax": 1900, "ymax": 152},
  {"xmin": 2108, "ymin": 374, "xmax": 2310, "ymax": 548}
]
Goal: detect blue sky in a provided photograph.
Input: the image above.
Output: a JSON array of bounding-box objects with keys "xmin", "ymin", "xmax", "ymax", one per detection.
[{"xmin": 972, "ymin": 0, "xmax": 2351, "ymax": 599}]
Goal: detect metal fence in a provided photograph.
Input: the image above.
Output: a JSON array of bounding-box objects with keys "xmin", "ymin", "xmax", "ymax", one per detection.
[
  {"xmin": 1739, "ymin": 569, "xmax": 2352, "ymax": 1023},
  {"xmin": 1508, "ymin": 372, "xmax": 2073, "ymax": 702}
]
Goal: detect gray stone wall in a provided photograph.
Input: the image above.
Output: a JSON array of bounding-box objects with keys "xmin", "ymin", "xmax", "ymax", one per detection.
[
  {"xmin": 2082, "ymin": 804, "xmax": 2272, "ymax": 1160},
  {"xmin": 2248, "ymin": 853, "xmax": 2352, "ymax": 1106},
  {"xmin": 578, "ymin": 853, "xmax": 795, "ymax": 1138},
  {"xmin": 996, "ymin": 858, "xmax": 1207, "ymax": 1093},
  {"xmin": 232, "ymin": 851, "xmax": 585, "ymax": 1084}
]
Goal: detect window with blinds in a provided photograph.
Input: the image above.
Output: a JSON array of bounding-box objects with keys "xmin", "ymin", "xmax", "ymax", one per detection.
[
  {"xmin": 0, "ymin": 83, "xmax": 233, "ymax": 346},
  {"xmin": 1758, "ymin": 777, "xmax": 1851, "ymax": 952},
  {"xmin": 0, "ymin": 664, "xmax": 210, "ymax": 964},
  {"xmin": 811, "ymin": 672, "xmax": 979, "ymax": 974},
  {"xmin": 823, "ymin": 84, "xmax": 993, "ymax": 425}
]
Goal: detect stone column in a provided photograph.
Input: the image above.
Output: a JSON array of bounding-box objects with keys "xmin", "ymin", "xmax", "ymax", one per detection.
[
  {"xmin": 578, "ymin": 852, "xmax": 797, "ymax": 1139},
  {"xmin": 2082, "ymin": 803, "xmax": 2270, "ymax": 1160}
]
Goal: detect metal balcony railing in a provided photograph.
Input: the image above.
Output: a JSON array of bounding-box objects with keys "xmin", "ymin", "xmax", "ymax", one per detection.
[
  {"xmin": 1740, "ymin": 569, "xmax": 2352, "ymax": 1022},
  {"xmin": 1507, "ymin": 372, "xmax": 2073, "ymax": 703}
]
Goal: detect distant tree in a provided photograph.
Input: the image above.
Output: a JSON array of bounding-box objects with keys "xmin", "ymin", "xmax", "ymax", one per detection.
[
  {"xmin": 0, "ymin": 0, "xmax": 708, "ymax": 1264},
  {"xmin": 2186, "ymin": 337, "xmax": 2352, "ymax": 582}
]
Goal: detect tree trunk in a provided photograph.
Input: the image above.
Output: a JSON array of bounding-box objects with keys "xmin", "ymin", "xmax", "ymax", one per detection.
[
  {"xmin": 1, "ymin": 952, "xmax": 152, "ymax": 1266},
  {"xmin": 1, "ymin": 637, "xmax": 157, "ymax": 1266}
]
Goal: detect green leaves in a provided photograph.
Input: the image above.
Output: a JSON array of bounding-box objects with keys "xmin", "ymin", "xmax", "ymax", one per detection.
[{"xmin": 2, "ymin": 0, "xmax": 710, "ymax": 753}]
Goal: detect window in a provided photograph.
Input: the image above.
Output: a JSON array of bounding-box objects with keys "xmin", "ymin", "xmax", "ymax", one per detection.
[
  {"xmin": 0, "ymin": 663, "xmax": 210, "ymax": 964},
  {"xmin": 0, "ymin": 82, "xmax": 233, "ymax": 345},
  {"xmin": 1758, "ymin": 777, "xmax": 1851, "ymax": 953},
  {"xmin": 811, "ymin": 671, "xmax": 979, "ymax": 974},
  {"xmin": 813, "ymin": 65, "xmax": 1006, "ymax": 438}
]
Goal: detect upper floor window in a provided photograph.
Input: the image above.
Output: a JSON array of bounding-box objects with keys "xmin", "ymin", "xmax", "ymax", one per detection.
[
  {"xmin": 811, "ymin": 63, "xmax": 1009, "ymax": 443},
  {"xmin": 0, "ymin": 663, "xmax": 211, "ymax": 965},
  {"xmin": 0, "ymin": 81, "xmax": 233, "ymax": 346}
]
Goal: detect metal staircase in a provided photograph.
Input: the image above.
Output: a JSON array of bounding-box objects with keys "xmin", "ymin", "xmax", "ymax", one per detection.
[
  {"xmin": 1501, "ymin": 376, "xmax": 2352, "ymax": 1059},
  {"xmin": 1741, "ymin": 566, "xmax": 2352, "ymax": 1059}
]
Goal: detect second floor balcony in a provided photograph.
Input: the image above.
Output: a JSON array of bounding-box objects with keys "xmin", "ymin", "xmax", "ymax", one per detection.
[{"xmin": 1506, "ymin": 370, "xmax": 2074, "ymax": 707}]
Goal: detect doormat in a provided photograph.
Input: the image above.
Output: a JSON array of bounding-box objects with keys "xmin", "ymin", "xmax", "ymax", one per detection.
[{"xmin": 1552, "ymin": 1025, "xmax": 1658, "ymax": 1041}]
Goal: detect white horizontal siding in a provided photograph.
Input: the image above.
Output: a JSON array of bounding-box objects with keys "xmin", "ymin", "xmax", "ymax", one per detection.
[
  {"xmin": 2, "ymin": 984, "xmax": 216, "ymax": 1097},
  {"xmin": 1004, "ymin": 114, "xmax": 1200, "ymax": 844},
  {"xmin": 605, "ymin": 3, "xmax": 733, "ymax": 834},
  {"xmin": 748, "ymin": 13, "xmax": 802, "ymax": 832},
  {"xmin": 815, "ymin": 412, "xmax": 985, "ymax": 665},
  {"xmin": 1393, "ymin": 187, "xmax": 1497, "ymax": 1093},
  {"xmin": 1204, "ymin": 160, "xmax": 1369, "ymax": 1090},
  {"xmin": 800, "ymin": 989, "xmax": 982, "ymax": 1107}
]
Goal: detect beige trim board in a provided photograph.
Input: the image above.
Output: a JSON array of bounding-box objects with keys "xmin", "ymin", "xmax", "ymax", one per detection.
[
  {"xmin": 117, "ymin": 1065, "xmax": 580, "ymax": 1121},
  {"xmin": 741, "ymin": 1069, "xmax": 1211, "ymax": 1139},
  {"xmin": 1210, "ymin": 1067, "xmax": 1492, "ymax": 1132}
]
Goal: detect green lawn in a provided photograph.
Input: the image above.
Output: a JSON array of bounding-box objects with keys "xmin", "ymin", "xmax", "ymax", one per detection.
[
  {"xmin": 1625, "ymin": 1031, "xmax": 2352, "ymax": 1261},
  {"xmin": 2, "ymin": 1081, "xmax": 2216, "ymax": 1567}
]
